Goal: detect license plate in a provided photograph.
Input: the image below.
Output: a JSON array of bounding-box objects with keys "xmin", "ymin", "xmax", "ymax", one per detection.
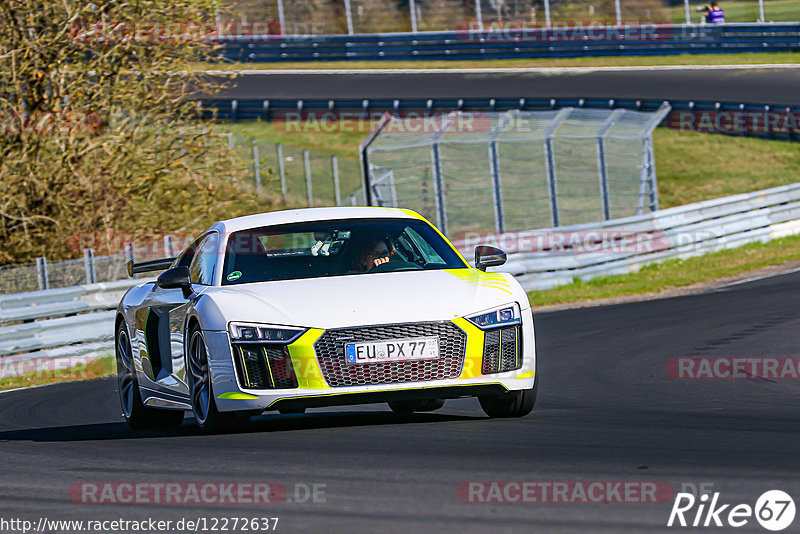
[{"xmin": 345, "ymin": 336, "xmax": 440, "ymax": 364}]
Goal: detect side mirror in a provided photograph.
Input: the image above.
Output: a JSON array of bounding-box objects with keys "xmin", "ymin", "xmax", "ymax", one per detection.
[
  {"xmin": 475, "ymin": 245, "xmax": 507, "ymax": 271},
  {"xmin": 157, "ymin": 266, "xmax": 193, "ymax": 298}
]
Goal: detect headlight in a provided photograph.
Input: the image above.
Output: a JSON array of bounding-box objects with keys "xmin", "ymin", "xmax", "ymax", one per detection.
[
  {"xmin": 228, "ymin": 322, "xmax": 306, "ymax": 343},
  {"xmin": 465, "ymin": 303, "xmax": 521, "ymax": 330}
]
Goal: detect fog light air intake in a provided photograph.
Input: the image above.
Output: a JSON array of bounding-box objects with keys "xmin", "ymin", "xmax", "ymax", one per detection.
[
  {"xmin": 481, "ymin": 325, "xmax": 522, "ymax": 375},
  {"xmin": 233, "ymin": 344, "xmax": 299, "ymax": 390}
]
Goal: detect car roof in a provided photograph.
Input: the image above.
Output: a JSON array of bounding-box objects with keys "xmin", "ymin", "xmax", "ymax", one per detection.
[{"xmin": 211, "ymin": 207, "xmax": 420, "ymax": 234}]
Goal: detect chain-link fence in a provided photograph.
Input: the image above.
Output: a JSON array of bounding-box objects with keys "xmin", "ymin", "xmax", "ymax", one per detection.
[
  {"xmin": 220, "ymin": 131, "xmax": 363, "ymax": 207},
  {"xmin": 0, "ymin": 240, "xmax": 185, "ymax": 295},
  {"xmin": 0, "ymin": 253, "xmax": 127, "ymax": 294},
  {"xmin": 360, "ymin": 106, "xmax": 670, "ymax": 238},
  {"xmin": 228, "ymin": 0, "xmax": 785, "ymax": 37}
]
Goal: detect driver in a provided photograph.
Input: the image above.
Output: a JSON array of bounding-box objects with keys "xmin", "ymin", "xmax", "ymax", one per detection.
[{"xmin": 351, "ymin": 234, "xmax": 393, "ymax": 272}]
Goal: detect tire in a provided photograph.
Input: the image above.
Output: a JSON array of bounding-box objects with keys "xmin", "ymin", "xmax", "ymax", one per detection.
[
  {"xmin": 187, "ymin": 326, "xmax": 237, "ymax": 432},
  {"xmin": 388, "ymin": 398, "xmax": 445, "ymax": 414},
  {"xmin": 478, "ymin": 368, "xmax": 538, "ymax": 418},
  {"xmin": 116, "ymin": 321, "xmax": 184, "ymax": 429}
]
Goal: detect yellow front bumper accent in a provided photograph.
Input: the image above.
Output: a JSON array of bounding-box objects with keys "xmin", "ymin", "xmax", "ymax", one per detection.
[
  {"xmin": 287, "ymin": 328, "xmax": 331, "ymax": 389},
  {"xmin": 452, "ymin": 317, "xmax": 485, "ymax": 379}
]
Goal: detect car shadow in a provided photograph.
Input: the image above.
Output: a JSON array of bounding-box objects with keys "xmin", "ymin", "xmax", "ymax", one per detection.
[{"xmin": 0, "ymin": 410, "xmax": 486, "ymax": 442}]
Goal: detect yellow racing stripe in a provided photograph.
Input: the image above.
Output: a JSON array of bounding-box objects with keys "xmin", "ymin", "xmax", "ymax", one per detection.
[{"xmin": 444, "ymin": 268, "xmax": 512, "ymax": 294}]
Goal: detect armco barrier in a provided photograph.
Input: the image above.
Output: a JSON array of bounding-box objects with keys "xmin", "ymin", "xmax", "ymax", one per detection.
[
  {"xmin": 0, "ymin": 279, "xmax": 146, "ymax": 377},
  {"xmin": 451, "ymin": 183, "xmax": 800, "ymax": 290},
  {"xmin": 219, "ymin": 23, "xmax": 800, "ymax": 62},
  {"xmin": 198, "ymin": 98, "xmax": 800, "ymax": 142}
]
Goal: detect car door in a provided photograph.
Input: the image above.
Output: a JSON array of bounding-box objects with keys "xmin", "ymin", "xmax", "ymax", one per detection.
[{"xmin": 134, "ymin": 232, "xmax": 218, "ymax": 397}]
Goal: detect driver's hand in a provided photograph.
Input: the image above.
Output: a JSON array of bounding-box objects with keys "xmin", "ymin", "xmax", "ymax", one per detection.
[{"xmin": 372, "ymin": 256, "xmax": 390, "ymax": 268}]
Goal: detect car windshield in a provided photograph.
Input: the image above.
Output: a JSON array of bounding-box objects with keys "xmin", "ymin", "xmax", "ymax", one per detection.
[{"xmin": 221, "ymin": 218, "xmax": 467, "ymax": 285}]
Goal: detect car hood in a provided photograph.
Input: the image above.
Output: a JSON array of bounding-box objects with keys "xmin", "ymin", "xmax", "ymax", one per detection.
[{"xmin": 202, "ymin": 268, "xmax": 526, "ymax": 330}]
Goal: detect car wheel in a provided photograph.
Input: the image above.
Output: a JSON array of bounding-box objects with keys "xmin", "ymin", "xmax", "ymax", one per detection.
[
  {"xmin": 116, "ymin": 321, "xmax": 184, "ymax": 429},
  {"xmin": 478, "ymin": 374, "xmax": 538, "ymax": 419},
  {"xmin": 187, "ymin": 326, "xmax": 236, "ymax": 431},
  {"xmin": 388, "ymin": 398, "xmax": 445, "ymax": 414}
]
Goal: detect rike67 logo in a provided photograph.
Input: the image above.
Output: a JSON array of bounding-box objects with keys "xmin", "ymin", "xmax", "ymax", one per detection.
[{"xmin": 668, "ymin": 490, "xmax": 795, "ymax": 531}]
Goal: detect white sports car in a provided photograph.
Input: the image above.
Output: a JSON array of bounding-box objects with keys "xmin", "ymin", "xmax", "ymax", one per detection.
[{"xmin": 115, "ymin": 207, "xmax": 537, "ymax": 430}]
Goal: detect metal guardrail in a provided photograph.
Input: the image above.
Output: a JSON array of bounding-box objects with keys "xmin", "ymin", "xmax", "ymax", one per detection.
[
  {"xmin": 450, "ymin": 183, "xmax": 800, "ymax": 290},
  {"xmin": 219, "ymin": 23, "xmax": 800, "ymax": 62},
  {"xmin": 0, "ymin": 279, "xmax": 146, "ymax": 377},
  {"xmin": 199, "ymin": 97, "xmax": 800, "ymax": 142}
]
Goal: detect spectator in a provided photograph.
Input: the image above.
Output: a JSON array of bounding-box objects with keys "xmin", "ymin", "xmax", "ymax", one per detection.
[{"xmin": 706, "ymin": 1, "xmax": 725, "ymax": 24}]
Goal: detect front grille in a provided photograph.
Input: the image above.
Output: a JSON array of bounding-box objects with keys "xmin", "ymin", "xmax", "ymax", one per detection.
[
  {"xmin": 481, "ymin": 325, "xmax": 522, "ymax": 374},
  {"xmin": 233, "ymin": 344, "xmax": 299, "ymax": 390},
  {"xmin": 314, "ymin": 322, "xmax": 467, "ymax": 387}
]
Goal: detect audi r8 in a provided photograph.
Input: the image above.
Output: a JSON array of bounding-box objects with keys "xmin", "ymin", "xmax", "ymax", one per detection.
[{"xmin": 115, "ymin": 207, "xmax": 537, "ymax": 430}]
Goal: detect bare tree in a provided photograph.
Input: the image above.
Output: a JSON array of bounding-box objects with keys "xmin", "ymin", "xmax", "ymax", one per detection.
[{"xmin": 0, "ymin": 0, "xmax": 270, "ymax": 263}]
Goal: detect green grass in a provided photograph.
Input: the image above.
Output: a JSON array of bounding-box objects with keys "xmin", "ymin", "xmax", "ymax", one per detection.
[
  {"xmin": 654, "ymin": 128, "xmax": 800, "ymax": 208},
  {"xmin": 199, "ymin": 51, "xmax": 800, "ymax": 71},
  {"xmin": 528, "ymin": 233, "xmax": 800, "ymax": 307},
  {"xmin": 0, "ymin": 355, "xmax": 115, "ymax": 391}
]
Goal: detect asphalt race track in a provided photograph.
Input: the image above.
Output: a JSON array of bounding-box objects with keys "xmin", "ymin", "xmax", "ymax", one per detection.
[
  {"xmin": 212, "ymin": 66, "xmax": 800, "ymax": 105},
  {"xmin": 1, "ymin": 270, "xmax": 799, "ymax": 533}
]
